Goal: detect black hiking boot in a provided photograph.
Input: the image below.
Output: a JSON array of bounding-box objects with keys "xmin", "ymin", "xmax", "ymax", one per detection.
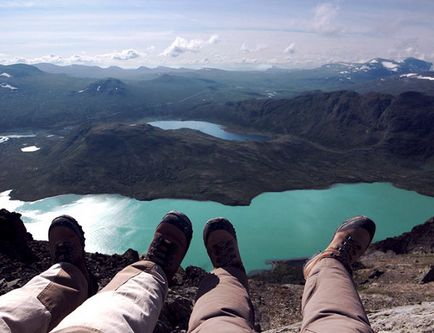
[
  {"xmin": 144, "ymin": 211, "xmax": 193, "ymax": 282},
  {"xmin": 303, "ymin": 215, "xmax": 376, "ymax": 278},
  {"xmin": 203, "ymin": 217, "xmax": 245, "ymax": 272},
  {"xmin": 48, "ymin": 215, "xmax": 98, "ymax": 296}
]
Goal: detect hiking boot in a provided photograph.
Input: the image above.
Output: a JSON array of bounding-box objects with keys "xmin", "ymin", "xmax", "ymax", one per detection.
[
  {"xmin": 144, "ymin": 211, "xmax": 193, "ymax": 282},
  {"xmin": 203, "ymin": 217, "xmax": 245, "ymax": 272},
  {"xmin": 48, "ymin": 215, "xmax": 98, "ymax": 296},
  {"xmin": 304, "ymin": 216, "xmax": 376, "ymax": 279}
]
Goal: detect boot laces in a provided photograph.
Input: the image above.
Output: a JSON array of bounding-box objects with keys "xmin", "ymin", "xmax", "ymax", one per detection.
[
  {"xmin": 54, "ymin": 242, "xmax": 74, "ymax": 263},
  {"xmin": 212, "ymin": 240, "xmax": 237, "ymax": 266},
  {"xmin": 147, "ymin": 236, "xmax": 177, "ymax": 270},
  {"xmin": 336, "ymin": 235, "xmax": 362, "ymax": 264}
]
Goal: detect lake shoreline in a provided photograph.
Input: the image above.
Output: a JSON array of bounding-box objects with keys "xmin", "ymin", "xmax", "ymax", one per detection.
[
  {"xmin": 5, "ymin": 178, "xmax": 434, "ymax": 206},
  {"xmin": 1, "ymin": 121, "xmax": 433, "ymax": 208},
  {"xmin": 3, "ymin": 182, "xmax": 434, "ymax": 272}
]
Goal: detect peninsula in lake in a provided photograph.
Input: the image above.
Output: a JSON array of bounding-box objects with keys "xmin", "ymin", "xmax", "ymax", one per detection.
[{"xmin": 0, "ymin": 59, "xmax": 433, "ymax": 204}]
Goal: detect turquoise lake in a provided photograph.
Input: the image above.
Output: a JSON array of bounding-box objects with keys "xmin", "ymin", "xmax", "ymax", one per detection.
[{"xmin": 1, "ymin": 183, "xmax": 433, "ymax": 272}]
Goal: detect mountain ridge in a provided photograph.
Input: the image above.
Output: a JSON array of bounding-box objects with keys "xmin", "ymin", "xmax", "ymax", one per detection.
[
  {"xmin": 0, "ymin": 92, "xmax": 434, "ymax": 205},
  {"xmin": 29, "ymin": 57, "xmax": 432, "ymax": 79},
  {"xmin": 2, "ymin": 57, "xmax": 434, "ymax": 132}
]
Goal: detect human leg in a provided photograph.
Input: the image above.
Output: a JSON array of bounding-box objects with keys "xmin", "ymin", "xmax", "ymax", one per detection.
[
  {"xmin": 52, "ymin": 211, "xmax": 193, "ymax": 333},
  {"xmin": 51, "ymin": 260, "xmax": 167, "ymax": 333},
  {"xmin": 188, "ymin": 218, "xmax": 255, "ymax": 333},
  {"xmin": 300, "ymin": 216, "xmax": 376, "ymax": 333},
  {"xmin": 0, "ymin": 263, "xmax": 88, "ymax": 333},
  {"xmin": 0, "ymin": 215, "xmax": 94, "ymax": 333}
]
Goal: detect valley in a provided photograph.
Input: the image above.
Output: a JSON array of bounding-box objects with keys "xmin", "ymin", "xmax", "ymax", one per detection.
[
  {"xmin": 0, "ymin": 58, "xmax": 434, "ymax": 205},
  {"xmin": 0, "ymin": 58, "xmax": 433, "ymax": 206}
]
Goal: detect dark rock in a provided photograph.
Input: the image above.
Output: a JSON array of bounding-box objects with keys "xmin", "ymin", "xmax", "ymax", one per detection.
[
  {"xmin": 184, "ymin": 266, "xmax": 209, "ymax": 287},
  {"xmin": 122, "ymin": 248, "xmax": 139, "ymax": 262},
  {"xmin": 420, "ymin": 266, "xmax": 434, "ymax": 284},
  {"xmin": 152, "ymin": 320, "xmax": 172, "ymax": 333},
  {"xmin": 353, "ymin": 261, "xmax": 367, "ymax": 271},
  {"xmin": 0, "ymin": 279, "xmax": 6, "ymax": 290},
  {"xmin": 368, "ymin": 269, "xmax": 384, "ymax": 279},
  {"xmin": 6, "ymin": 278, "xmax": 21, "ymax": 289},
  {"xmin": 165, "ymin": 294, "xmax": 193, "ymax": 328},
  {"xmin": 171, "ymin": 267, "xmax": 187, "ymax": 287},
  {"xmin": 250, "ymin": 259, "xmax": 306, "ymax": 285},
  {"xmin": 372, "ymin": 217, "xmax": 434, "ymax": 254},
  {"xmin": 0, "ymin": 209, "xmax": 34, "ymax": 261}
]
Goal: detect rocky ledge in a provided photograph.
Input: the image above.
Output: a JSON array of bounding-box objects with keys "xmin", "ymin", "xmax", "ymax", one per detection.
[{"xmin": 0, "ymin": 209, "xmax": 433, "ymax": 332}]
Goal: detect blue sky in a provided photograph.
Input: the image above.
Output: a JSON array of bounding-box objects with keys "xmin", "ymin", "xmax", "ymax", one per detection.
[{"xmin": 1, "ymin": 0, "xmax": 434, "ymax": 69}]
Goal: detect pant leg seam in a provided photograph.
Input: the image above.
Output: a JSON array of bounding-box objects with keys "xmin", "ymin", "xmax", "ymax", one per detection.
[{"xmin": 51, "ymin": 325, "xmax": 104, "ymax": 332}]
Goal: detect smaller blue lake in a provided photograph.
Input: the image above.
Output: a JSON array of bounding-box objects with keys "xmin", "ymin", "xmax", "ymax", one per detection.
[{"xmin": 147, "ymin": 120, "xmax": 268, "ymax": 142}]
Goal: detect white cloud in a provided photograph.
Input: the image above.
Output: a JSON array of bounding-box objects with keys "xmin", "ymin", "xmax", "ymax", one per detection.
[
  {"xmin": 161, "ymin": 35, "xmax": 219, "ymax": 57},
  {"xmin": 0, "ymin": 49, "xmax": 144, "ymax": 66},
  {"xmin": 108, "ymin": 49, "xmax": 140, "ymax": 61},
  {"xmin": 193, "ymin": 57, "xmax": 210, "ymax": 65},
  {"xmin": 256, "ymin": 43, "xmax": 267, "ymax": 51},
  {"xmin": 284, "ymin": 43, "xmax": 296, "ymax": 54},
  {"xmin": 29, "ymin": 54, "xmax": 65, "ymax": 64},
  {"xmin": 240, "ymin": 42, "xmax": 251, "ymax": 53},
  {"xmin": 312, "ymin": 3, "xmax": 341, "ymax": 35},
  {"xmin": 161, "ymin": 37, "xmax": 202, "ymax": 57},
  {"xmin": 208, "ymin": 34, "xmax": 220, "ymax": 44},
  {"xmin": 241, "ymin": 58, "xmax": 258, "ymax": 64},
  {"xmin": 387, "ymin": 39, "xmax": 427, "ymax": 61},
  {"xmin": 240, "ymin": 42, "xmax": 267, "ymax": 53}
]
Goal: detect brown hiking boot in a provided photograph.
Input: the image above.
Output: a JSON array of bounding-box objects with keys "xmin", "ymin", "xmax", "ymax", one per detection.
[
  {"xmin": 144, "ymin": 211, "xmax": 193, "ymax": 282},
  {"xmin": 48, "ymin": 215, "xmax": 98, "ymax": 296},
  {"xmin": 303, "ymin": 216, "xmax": 376, "ymax": 279},
  {"xmin": 203, "ymin": 217, "xmax": 245, "ymax": 272}
]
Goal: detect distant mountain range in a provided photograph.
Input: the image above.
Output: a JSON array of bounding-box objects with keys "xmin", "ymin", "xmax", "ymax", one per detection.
[
  {"xmin": 32, "ymin": 57, "xmax": 433, "ymax": 81},
  {"xmin": 318, "ymin": 57, "xmax": 432, "ymax": 78},
  {"xmin": 1, "ymin": 57, "xmax": 433, "ymax": 131}
]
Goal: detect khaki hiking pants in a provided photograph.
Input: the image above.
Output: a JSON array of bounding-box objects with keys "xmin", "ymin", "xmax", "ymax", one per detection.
[
  {"xmin": 300, "ymin": 258, "xmax": 374, "ymax": 333},
  {"xmin": 0, "ymin": 258, "xmax": 372, "ymax": 333}
]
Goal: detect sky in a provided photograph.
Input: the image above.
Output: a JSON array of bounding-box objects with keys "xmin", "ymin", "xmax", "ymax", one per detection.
[{"xmin": 1, "ymin": 0, "xmax": 434, "ymax": 69}]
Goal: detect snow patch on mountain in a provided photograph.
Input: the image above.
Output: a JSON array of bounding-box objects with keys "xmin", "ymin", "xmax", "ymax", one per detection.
[
  {"xmin": 415, "ymin": 75, "xmax": 434, "ymax": 81},
  {"xmin": 332, "ymin": 58, "xmax": 432, "ymax": 78},
  {"xmin": 381, "ymin": 61, "xmax": 399, "ymax": 71},
  {"xmin": 0, "ymin": 134, "xmax": 37, "ymax": 144},
  {"xmin": 0, "ymin": 83, "xmax": 18, "ymax": 90},
  {"xmin": 21, "ymin": 146, "xmax": 40, "ymax": 152},
  {"xmin": 400, "ymin": 73, "xmax": 434, "ymax": 81},
  {"xmin": 400, "ymin": 73, "xmax": 418, "ymax": 78}
]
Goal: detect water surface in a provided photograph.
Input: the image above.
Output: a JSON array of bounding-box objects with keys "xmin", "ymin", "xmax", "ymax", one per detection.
[
  {"xmin": 148, "ymin": 120, "xmax": 268, "ymax": 142},
  {"xmin": 1, "ymin": 183, "xmax": 433, "ymax": 272}
]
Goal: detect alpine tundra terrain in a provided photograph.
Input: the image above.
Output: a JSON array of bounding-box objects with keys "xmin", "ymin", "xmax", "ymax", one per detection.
[{"xmin": 1, "ymin": 58, "xmax": 434, "ymax": 204}]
